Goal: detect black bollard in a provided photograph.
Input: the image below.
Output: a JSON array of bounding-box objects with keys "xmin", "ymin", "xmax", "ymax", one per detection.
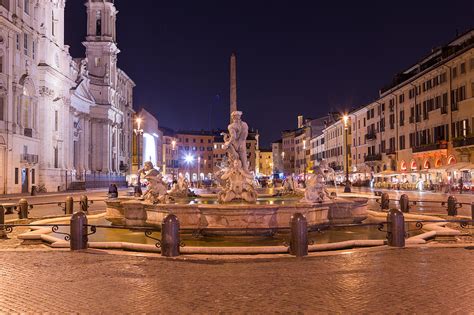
[
  {"xmin": 65, "ymin": 196, "xmax": 74, "ymax": 215},
  {"xmin": 400, "ymin": 194, "xmax": 410, "ymax": 213},
  {"xmin": 108, "ymin": 184, "xmax": 118, "ymax": 199},
  {"xmin": 387, "ymin": 209, "xmax": 405, "ymax": 247},
  {"xmin": 381, "ymin": 193, "xmax": 390, "ymax": 210},
  {"xmin": 161, "ymin": 214, "xmax": 180, "ymax": 257},
  {"xmin": 447, "ymin": 195, "xmax": 457, "ymax": 216},
  {"xmin": 0, "ymin": 206, "xmax": 6, "ymax": 239},
  {"xmin": 80, "ymin": 195, "xmax": 89, "ymax": 213},
  {"xmin": 290, "ymin": 213, "xmax": 308, "ymax": 257},
  {"xmin": 70, "ymin": 212, "xmax": 88, "ymax": 251},
  {"xmin": 18, "ymin": 199, "xmax": 30, "ymax": 219}
]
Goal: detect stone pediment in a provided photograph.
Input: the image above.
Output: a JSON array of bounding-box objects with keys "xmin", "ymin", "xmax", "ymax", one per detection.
[{"xmin": 71, "ymin": 78, "xmax": 95, "ymax": 104}]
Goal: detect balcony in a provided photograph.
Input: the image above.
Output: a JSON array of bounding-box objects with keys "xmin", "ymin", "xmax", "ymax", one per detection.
[
  {"xmin": 365, "ymin": 133, "xmax": 377, "ymax": 141},
  {"xmin": 364, "ymin": 154, "xmax": 382, "ymax": 162},
  {"xmin": 412, "ymin": 142, "xmax": 448, "ymax": 153},
  {"xmin": 453, "ymin": 136, "xmax": 474, "ymax": 148},
  {"xmin": 20, "ymin": 154, "xmax": 39, "ymax": 164},
  {"xmin": 385, "ymin": 148, "xmax": 396, "ymax": 155}
]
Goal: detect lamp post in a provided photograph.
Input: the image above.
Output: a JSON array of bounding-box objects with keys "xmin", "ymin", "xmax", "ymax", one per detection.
[
  {"xmin": 134, "ymin": 117, "xmax": 144, "ymax": 196},
  {"xmin": 281, "ymin": 151, "xmax": 285, "ymax": 176},
  {"xmin": 197, "ymin": 156, "xmax": 201, "ymax": 188},
  {"xmin": 171, "ymin": 139, "xmax": 176, "ymax": 181},
  {"xmin": 343, "ymin": 115, "xmax": 351, "ymax": 193}
]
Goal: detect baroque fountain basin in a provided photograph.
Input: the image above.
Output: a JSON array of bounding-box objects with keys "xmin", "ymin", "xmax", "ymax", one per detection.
[{"xmin": 105, "ymin": 197, "xmax": 368, "ymax": 235}]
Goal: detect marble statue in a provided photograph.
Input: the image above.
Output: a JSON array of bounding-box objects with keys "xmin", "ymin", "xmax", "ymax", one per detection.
[
  {"xmin": 218, "ymin": 111, "xmax": 257, "ymax": 203},
  {"xmin": 169, "ymin": 173, "xmax": 191, "ymax": 198},
  {"xmin": 218, "ymin": 160, "xmax": 257, "ymax": 203},
  {"xmin": 222, "ymin": 111, "xmax": 249, "ymax": 172},
  {"xmin": 281, "ymin": 175, "xmax": 298, "ymax": 194},
  {"xmin": 301, "ymin": 174, "xmax": 333, "ymax": 203},
  {"xmin": 142, "ymin": 173, "xmax": 173, "ymax": 204},
  {"xmin": 301, "ymin": 160, "xmax": 336, "ymax": 203}
]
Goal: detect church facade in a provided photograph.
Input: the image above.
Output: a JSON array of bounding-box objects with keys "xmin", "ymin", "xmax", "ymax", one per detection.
[{"xmin": 0, "ymin": 0, "xmax": 134, "ymax": 194}]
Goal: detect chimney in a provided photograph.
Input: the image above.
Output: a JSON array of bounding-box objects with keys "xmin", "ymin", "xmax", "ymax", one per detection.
[{"xmin": 297, "ymin": 115, "xmax": 304, "ymax": 128}]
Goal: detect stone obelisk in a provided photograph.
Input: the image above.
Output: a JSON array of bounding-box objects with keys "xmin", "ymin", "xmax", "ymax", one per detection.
[{"xmin": 230, "ymin": 52, "xmax": 237, "ymax": 122}]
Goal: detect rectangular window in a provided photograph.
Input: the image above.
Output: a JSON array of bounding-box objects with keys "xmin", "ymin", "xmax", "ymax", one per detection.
[
  {"xmin": 399, "ymin": 135, "xmax": 406, "ymax": 150},
  {"xmin": 460, "ymin": 62, "xmax": 466, "ymax": 74},
  {"xmin": 52, "ymin": 10, "xmax": 57, "ymax": 36},
  {"xmin": 16, "ymin": 34, "xmax": 20, "ymax": 50},
  {"xmin": 32, "ymin": 169, "xmax": 35, "ymax": 184},
  {"xmin": 54, "ymin": 110, "xmax": 58, "ymax": 131},
  {"xmin": 452, "ymin": 67, "xmax": 457, "ymax": 78},
  {"xmin": 0, "ymin": 55, "xmax": 3, "ymax": 73},
  {"xmin": 399, "ymin": 110, "xmax": 405, "ymax": 126},
  {"xmin": 23, "ymin": 33, "xmax": 28, "ymax": 55},
  {"xmin": 24, "ymin": 0, "xmax": 29, "ymax": 14},
  {"xmin": 0, "ymin": 97, "xmax": 4, "ymax": 121},
  {"xmin": 54, "ymin": 147, "xmax": 59, "ymax": 168},
  {"xmin": 15, "ymin": 168, "xmax": 19, "ymax": 184},
  {"xmin": 32, "ymin": 40, "xmax": 35, "ymax": 59}
]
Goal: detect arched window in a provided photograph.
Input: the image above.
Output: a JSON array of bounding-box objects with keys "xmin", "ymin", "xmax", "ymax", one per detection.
[{"xmin": 96, "ymin": 11, "xmax": 102, "ymax": 36}]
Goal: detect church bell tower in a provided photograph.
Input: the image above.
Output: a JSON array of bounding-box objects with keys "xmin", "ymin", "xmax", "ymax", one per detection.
[{"xmin": 83, "ymin": 0, "xmax": 120, "ymax": 105}]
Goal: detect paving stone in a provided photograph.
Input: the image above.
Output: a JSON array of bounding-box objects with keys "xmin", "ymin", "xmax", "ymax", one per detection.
[{"xmin": 0, "ymin": 248, "xmax": 472, "ymax": 313}]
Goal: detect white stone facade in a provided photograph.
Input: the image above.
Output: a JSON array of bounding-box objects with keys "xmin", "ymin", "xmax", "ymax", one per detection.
[{"xmin": 0, "ymin": 0, "xmax": 134, "ymax": 194}]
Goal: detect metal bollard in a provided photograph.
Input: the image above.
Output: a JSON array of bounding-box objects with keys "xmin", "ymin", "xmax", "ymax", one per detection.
[
  {"xmin": 400, "ymin": 194, "xmax": 410, "ymax": 213},
  {"xmin": 0, "ymin": 205, "xmax": 6, "ymax": 239},
  {"xmin": 447, "ymin": 195, "xmax": 457, "ymax": 216},
  {"xmin": 80, "ymin": 195, "xmax": 89, "ymax": 213},
  {"xmin": 289, "ymin": 213, "xmax": 308, "ymax": 257},
  {"xmin": 387, "ymin": 209, "xmax": 405, "ymax": 247},
  {"xmin": 471, "ymin": 202, "xmax": 474, "ymax": 221},
  {"xmin": 381, "ymin": 193, "xmax": 390, "ymax": 210},
  {"xmin": 18, "ymin": 199, "xmax": 30, "ymax": 219},
  {"xmin": 65, "ymin": 196, "xmax": 74, "ymax": 215},
  {"xmin": 161, "ymin": 214, "xmax": 180, "ymax": 257},
  {"xmin": 70, "ymin": 211, "xmax": 88, "ymax": 251}
]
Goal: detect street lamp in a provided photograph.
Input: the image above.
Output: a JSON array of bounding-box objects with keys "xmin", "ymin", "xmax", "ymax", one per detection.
[
  {"xmin": 197, "ymin": 156, "xmax": 201, "ymax": 188},
  {"xmin": 134, "ymin": 117, "xmax": 144, "ymax": 196},
  {"xmin": 343, "ymin": 114, "xmax": 351, "ymax": 193},
  {"xmin": 171, "ymin": 139, "xmax": 177, "ymax": 180},
  {"xmin": 281, "ymin": 151, "xmax": 285, "ymax": 175}
]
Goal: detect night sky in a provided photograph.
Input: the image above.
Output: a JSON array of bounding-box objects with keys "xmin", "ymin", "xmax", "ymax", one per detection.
[{"xmin": 65, "ymin": 1, "xmax": 473, "ymax": 147}]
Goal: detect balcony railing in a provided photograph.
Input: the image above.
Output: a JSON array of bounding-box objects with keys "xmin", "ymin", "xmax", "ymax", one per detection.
[
  {"xmin": 453, "ymin": 136, "xmax": 474, "ymax": 148},
  {"xmin": 20, "ymin": 154, "xmax": 39, "ymax": 164},
  {"xmin": 412, "ymin": 142, "xmax": 448, "ymax": 153},
  {"xmin": 385, "ymin": 148, "xmax": 396, "ymax": 155},
  {"xmin": 365, "ymin": 133, "xmax": 377, "ymax": 141},
  {"xmin": 364, "ymin": 154, "xmax": 382, "ymax": 162}
]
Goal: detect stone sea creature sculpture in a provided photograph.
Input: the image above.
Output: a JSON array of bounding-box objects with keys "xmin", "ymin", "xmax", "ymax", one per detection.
[
  {"xmin": 301, "ymin": 174, "xmax": 333, "ymax": 203},
  {"xmin": 169, "ymin": 174, "xmax": 193, "ymax": 198},
  {"xmin": 218, "ymin": 160, "xmax": 257, "ymax": 203},
  {"xmin": 143, "ymin": 173, "xmax": 173, "ymax": 204}
]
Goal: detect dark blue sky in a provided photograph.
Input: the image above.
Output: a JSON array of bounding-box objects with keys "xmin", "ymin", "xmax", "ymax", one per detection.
[{"xmin": 65, "ymin": 0, "xmax": 473, "ymax": 146}]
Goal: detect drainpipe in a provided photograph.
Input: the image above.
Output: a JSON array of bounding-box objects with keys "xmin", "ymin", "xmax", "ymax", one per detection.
[
  {"xmin": 442, "ymin": 64, "xmax": 453, "ymax": 141},
  {"xmin": 409, "ymin": 83, "xmax": 418, "ymax": 147}
]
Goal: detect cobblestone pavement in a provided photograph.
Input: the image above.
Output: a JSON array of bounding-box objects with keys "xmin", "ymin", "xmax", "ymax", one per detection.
[{"xmin": 0, "ymin": 248, "xmax": 473, "ymax": 313}]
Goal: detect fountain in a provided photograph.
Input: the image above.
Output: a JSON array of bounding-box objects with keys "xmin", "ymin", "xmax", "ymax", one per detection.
[{"xmin": 105, "ymin": 111, "xmax": 368, "ymax": 234}]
